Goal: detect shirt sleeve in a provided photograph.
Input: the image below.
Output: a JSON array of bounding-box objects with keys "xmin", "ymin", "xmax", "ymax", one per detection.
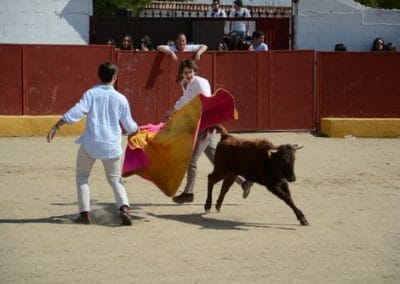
[
  {"xmin": 62, "ymin": 91, "xmax": 91, "ymax": 124},
  {"xmin": 120, "ymin": 98, "xmax": 138, "ymax": 135}
]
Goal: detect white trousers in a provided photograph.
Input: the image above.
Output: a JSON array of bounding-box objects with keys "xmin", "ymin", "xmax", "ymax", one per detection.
[{"xmin": 75, "ymin": 145, "xmax": 130, "ymax": 212}]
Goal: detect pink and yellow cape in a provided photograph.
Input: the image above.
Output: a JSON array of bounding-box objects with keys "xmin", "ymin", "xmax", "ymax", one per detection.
[{"xmin": 122, "ymin": 88, "xmax": 238, "ymax": 197}]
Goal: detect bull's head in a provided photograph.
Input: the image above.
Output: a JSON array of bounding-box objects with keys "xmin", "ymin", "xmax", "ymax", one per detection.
[{"xmin": 267, "ymin": 144, "xmax": 303, "ymax": 182}]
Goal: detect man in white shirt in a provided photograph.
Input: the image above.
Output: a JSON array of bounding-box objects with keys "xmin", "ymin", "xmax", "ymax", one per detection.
[
  {"xmin": 157, "ymin": 33, "xmax": 208, "ymax": 61},
  {"xmin": 206, "ymin": 0, "xmax": 227, "ymax": 18},
  {"xmin": 229, "ymin": 0, "xmax": 251, "ymax": 40},
  {"xmin": 250, "ymin": 30, "xmax": 269, "ymax": 51},
  {"xmin": 170, "ymin": 59, "xmax": 253, "ymax": 204},
  {"xmin": 47, "ymin": 62, "xmax": 138, "ymax": 226}
]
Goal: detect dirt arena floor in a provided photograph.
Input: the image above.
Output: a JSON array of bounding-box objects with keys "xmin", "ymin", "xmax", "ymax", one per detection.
[{"xmin": 1, "ymin": 132, "xmax": 399, "ymax": 283}]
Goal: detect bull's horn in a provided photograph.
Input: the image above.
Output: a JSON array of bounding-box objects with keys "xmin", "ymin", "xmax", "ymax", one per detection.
[
  {"xmin": 294, "ymin": 145, "xmax": 304, "ymax": 150},
  {"xmin": 267, "ymin": 148, "xmax": 278, "ymax": 158}
]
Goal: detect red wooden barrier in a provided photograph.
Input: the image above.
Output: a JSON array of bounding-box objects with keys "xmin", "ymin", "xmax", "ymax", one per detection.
[
  {"xmin": 317, "ymin": 52, "xmax": 400, "ymax": 119},
  {"xmin": 0, "ymin": 45, "xmax": 23, "ymax": 115},
  {"xmin": 1, "ymin": 44, "xmax": 399, "ymax": 132},
  {"xmin": 117, "ymin": 50, "xmax": 315, "ymax": 131}
]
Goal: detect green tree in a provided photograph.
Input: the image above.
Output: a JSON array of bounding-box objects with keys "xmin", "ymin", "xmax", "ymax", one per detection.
[{"xmin": 93, "ymin": 0, "xmax": 154, "ymax": 17}]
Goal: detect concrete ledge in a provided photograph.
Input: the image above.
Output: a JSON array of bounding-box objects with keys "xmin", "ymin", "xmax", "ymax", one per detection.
[
  {"xmin": 0, "ymin": 116, "xmax": 85, "ymax": 137},
  {"xmin": 321, "ymin": 118, "xmax": 400, "ymax": 138}
]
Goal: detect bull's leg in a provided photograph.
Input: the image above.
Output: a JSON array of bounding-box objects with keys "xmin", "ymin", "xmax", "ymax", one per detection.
[
  {"xmin": 205, "ymin": 172, "xmax": 223, "ymax": 212},
  {"xmin": 268, "ymin": 182, "xmax": 309, "ymax": 226},
  {"xmin": 215, "ymin": 174, "xmax": 236, "ymax": 212}
]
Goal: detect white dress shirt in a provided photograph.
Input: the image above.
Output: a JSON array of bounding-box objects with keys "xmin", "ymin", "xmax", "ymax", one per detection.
[
  {"xmin": 174, "ymin": 75, "xmax": 211, "ymax": 111},
  {"xmin": 62, "ymin": 85, "xmax": 138, "ymax": 160}
]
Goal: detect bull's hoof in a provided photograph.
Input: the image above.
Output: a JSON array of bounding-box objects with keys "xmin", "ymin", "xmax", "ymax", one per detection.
[
  {"xmin": 204, "ymin": 205, "xmax": 211, "ymax": 212},
  {"xmin": 216, "ymin": 204, "xmax": 221, "ymax": 212},
  {"xmin": 300, "ymin": 217, "xmax": 309, "ymax": 226}
]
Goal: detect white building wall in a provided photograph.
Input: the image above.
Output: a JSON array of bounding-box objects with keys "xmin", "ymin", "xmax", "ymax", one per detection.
[
  {"xmin": 293, "ymin": 0, "xmax": 400, "ymax": 51},
  {"xmin": 0, "ymin": 0, "xmax": 92, "ymax": 44}
]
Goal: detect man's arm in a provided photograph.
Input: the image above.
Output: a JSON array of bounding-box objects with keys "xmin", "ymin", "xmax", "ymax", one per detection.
[
  {"xmin": 194, "ymin": 44, "xmax": 208, "ymax": 61},
  {"xmin": 157, "ymin": 45, "xmax": 178, "ymax": 61}
]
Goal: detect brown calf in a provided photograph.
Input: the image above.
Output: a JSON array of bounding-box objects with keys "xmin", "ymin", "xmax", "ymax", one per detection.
[{"xmin": 205, "ymin": 125, "xmax": 309, "ymax": 226}]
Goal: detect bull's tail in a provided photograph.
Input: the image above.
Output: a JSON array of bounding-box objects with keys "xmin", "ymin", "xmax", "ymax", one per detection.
[{"xmin": 213, "ymin": 124, "xmax": 230, "ymax": 141}]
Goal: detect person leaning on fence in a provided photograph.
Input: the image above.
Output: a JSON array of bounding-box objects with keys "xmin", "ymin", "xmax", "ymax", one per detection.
[
  {"xmin": 167, "ymin": 59, "xmax": 253, "ymax": 204},
  {"xmin": 385, "ymin": 42, "xmax": 399, "ymax": 52},
  {"xmin": 120, "ymin": 34, "xmax": 134, "ymax": 50},
  {"xmin": 371, "ymin": 37, "xmax": 385, "ymax": 51},
  {"xmin": 106, "ymin": 38, "xmax": 116, "ymax": 47},
  {"xmin": 206, "ymin": 0, "xmax": 227, "ymax": 17},
  {"xmin": 249, "ymin": 31, "xmax": 269, "ymax": 51},
  {"xmin": 229, "ymin": 0, "xmax": 251, "ymax": 40},
  {"xmin": 139, "ymin": 35, "xmax": 154, "ymax": 51},
  {"xmin": 157, "ymin": 33, "xmax": 208, "ymax": 61},
  {"xmin": 46, "ymin": 62, "xmax": 139, "ymax": 226}
]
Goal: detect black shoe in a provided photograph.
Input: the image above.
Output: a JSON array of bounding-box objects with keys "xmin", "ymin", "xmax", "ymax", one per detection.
[
  {"xmin": 74, "ymin": 211, "xmax": 91, "ymax": 224},
  {"xmin": 119, "ymin": 205, "xmax": 132, "ymax": 226},
  {"xmin": 172, "ymin": 192, "xmax": 194, "ymax": 204},
  {"xmin": 241, "ymin": 180, "xmax": 253, "ymax": 199}
]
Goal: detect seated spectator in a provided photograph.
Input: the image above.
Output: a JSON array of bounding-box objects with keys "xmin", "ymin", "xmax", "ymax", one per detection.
[
  {"xmin": 106, "ymin": 38, "xmax": 116, "ymax": 46},
  {"xmin": 157, "ymin": 33, "xmax": 208, "ymax": 61},
  {"xmin": 249, "ymin": 31, "xmax": 269, "ymax": 51},
  {"xmin": 334, "ymin": 43, "xmax": 347, "ymax": 51},
  {"xmin": 229, "ymin": 0, "xmax": 251, "ymax": 40},
  {"xmin": 371, "ymin": 37, "xmax": 385, "ymax": 51},
  {"xmin": 120, "ymin": 34, "xmax": 134, "ymax": 50},
  {"xmin": 206, "ymin": 0, "xmax": 227, "ymax": 17},
  {"xmin": 139, "ymin": 35, "xmax": 154, "ymax": 51},
  {"xmin": 219, "ymin": 32, "xmax": 250, "ymax": 51},
  {"xmin": 385, "ymin": 42, "xmax": 399, "ymax": 52}
]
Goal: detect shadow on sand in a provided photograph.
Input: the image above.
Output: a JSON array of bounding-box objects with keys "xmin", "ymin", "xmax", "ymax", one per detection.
[{"xmin": 146, "ymin": 212, "xmax": 298, "ymax": 231}]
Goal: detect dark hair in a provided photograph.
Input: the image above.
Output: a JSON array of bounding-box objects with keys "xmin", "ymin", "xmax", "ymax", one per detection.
[
  {"xmin": 334, "ymin": 43, "xmax": 347, "ymax": 51},
  {"xmin": 98, "ymin": 62, "xmax": 118, "ymax": 83},
  {"xmin": 140, "ymin": 35, "xmax": 153, "ymax": 50},
  {"xmin": 371, "ymin": 37, "xmax": 385, "ymax": 51},
  {"xmin": 234, "ymin": 0, "xmax": 243, "ymax": 6},
  {"xmin": 252, "ymin": 31, "xmax": 264, "ymax": 39},
  {"xmin": 178, "ymin": 59, "xmax": 198, "ymax": 75},
  {"xmin": 121, "ymin": 34, "xmax": 133, "ymax": 50},
  {"xmin": 106, "ymin": 38, "xmax": 116, "ymax": 46}
]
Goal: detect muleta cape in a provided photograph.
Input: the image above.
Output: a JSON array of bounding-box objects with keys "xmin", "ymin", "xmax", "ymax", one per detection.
[{"xmin": 122, "ymin": 88, "xmax": 238, "ymax": 197}]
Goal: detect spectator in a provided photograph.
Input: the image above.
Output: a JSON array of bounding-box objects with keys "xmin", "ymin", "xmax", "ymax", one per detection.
[
  {"xmin": 334, "ymin": 43, "xmax": 347, "ymax": 51},
  {"xmin": 229, "ymin": 0, "xmax": 251, "ymax": 40},
  {"xmin": 206, "ymin": 0, "xmax": 227, "ymax": 18},
  {"xmin": 249, "ymin": 31, "xmax": 269, "ymax": 51},
  {"xmin": 106, "ymin": 38, "xmax": 116, "ymax": 46},
  {"xmin": 168, "ymin": 59, "xmax": 253, "ymax": 203},
  {"xmin": 385, "ymin": 42, "xmax": 399, "ymax": 52},
  {"xmin": 157, "ymin": 33, "xmax": 208, "ymax": 61},
  {"xmin": 219, "ymin": 32, "xmax": 250, "ymax": 50},
  {"xmin": 46, "ymin": 62, "xmax": 139, "ymax": 226},
  {"xmin": 371, "ymin": 37, "xmax": 385, "ymax": 51},
  {"xmin": 121, "ymin": 34, "xmax": 134, "ymax": 50},
  {"xmin": 139, "ymin": 35, "xmax": 154, "ymax": 51}
]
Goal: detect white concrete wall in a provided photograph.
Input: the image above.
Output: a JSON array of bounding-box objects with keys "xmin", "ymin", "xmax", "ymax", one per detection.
[
  {"xmin": 0, "ymin": 0, "xmax": 92, "ymax": 44},
  {"xmin": 293, "ymin": 0, "xmax": 400, "ymax": 51}
]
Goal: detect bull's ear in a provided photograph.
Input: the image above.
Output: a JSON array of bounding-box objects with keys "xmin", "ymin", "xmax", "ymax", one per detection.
[
  {"xmin": 267, "ymin": 148, "xmax": 278, "ymax": 158},
  {"xmin": 294, "ymin": 144, "xmax": 304, "ymax": 150}
]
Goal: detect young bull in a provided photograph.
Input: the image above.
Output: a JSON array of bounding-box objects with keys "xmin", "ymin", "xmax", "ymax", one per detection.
[{"xmin": 205, "ymin": 125, "xmax": 309, "ymax": 226}]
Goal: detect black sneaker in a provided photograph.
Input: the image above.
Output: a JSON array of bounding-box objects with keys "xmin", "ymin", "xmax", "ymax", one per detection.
[
  {"xmin": 119, "ymin": 205, "xmax": 132, "ymax": 226},
  {"xmin": 172, "ymin": 192, "xmax": 194, "ymax": 204},
  {"xmin": 241, "ymin": 180, "xmax": 253, "ymax": 199},
  {"xmin": 74, "ymin": 211, "xmax": 91, "ymax": 224}
]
